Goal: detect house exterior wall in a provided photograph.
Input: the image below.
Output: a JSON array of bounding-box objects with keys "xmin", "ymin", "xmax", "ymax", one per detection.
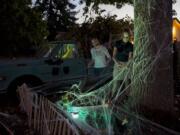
[{"xmin": 173, "ymin": 18, "xmax": 180, "ymax": 42}]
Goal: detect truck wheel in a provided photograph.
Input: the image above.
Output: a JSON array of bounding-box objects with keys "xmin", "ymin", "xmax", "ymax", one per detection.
[{"xmin": 8, "ymin": 79, "xmax": 42, "ymax": 100}]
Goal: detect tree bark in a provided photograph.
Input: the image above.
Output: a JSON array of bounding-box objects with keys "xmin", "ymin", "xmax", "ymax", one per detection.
[{"xmin": 131, "ymin": 0, "xmax": 174, "ymax": 113}]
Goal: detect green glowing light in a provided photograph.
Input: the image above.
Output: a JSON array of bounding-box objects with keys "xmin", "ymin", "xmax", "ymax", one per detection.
[
  {"xmin": 67, "ymin": 106, "xmax": 89, "ymax": 121},
  {"xmin": 71, "ymin": 112, "xmax": 79, "ymax": 119}
]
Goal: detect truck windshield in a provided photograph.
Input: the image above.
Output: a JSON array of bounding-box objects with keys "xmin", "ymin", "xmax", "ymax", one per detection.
[
  {"xmin": 56, "ymin": 43, "xmax": 78, "ymax": 59},
  {"xmin": 43, "ymin": 42, "xmax": 78, "ymax": 59},
  {"xmin": 43, "ymin": 42, "xmax": 59, "ymax": 58}
]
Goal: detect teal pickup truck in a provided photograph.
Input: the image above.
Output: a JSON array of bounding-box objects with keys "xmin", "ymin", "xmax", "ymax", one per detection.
[{"xmin": 0, "ymin": 41, "xmax": 88, "ymax": 94}]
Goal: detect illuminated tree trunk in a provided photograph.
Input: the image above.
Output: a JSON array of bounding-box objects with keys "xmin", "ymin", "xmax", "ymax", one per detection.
[{"xmin": 132, "ymin": 0, "xmax": 174, "ymax": 113}]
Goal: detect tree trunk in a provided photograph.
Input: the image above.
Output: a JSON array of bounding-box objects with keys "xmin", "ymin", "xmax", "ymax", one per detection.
[{"xmin": 131, "ymin": 0, "xmax": 174, "ymax": 114}]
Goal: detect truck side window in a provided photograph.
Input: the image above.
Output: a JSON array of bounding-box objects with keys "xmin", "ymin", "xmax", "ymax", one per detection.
[{"xmin": 57, "ymin": 44, "xmax": 78, "ymax": 59}]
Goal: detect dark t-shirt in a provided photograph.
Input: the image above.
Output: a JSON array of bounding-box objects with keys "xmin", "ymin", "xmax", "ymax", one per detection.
[{"xmin": 114, "ymin": 40, "xmax": 133, "ymax": 62}]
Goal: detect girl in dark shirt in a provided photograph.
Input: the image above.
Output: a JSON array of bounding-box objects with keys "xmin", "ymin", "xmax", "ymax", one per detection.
[
  {"xmin": 111, "ymin": 31, "xmax": 133, "ymax": 99},
  {"xmin": 114, "ymin": 40, "xmax": 133, "ymax": 62}
]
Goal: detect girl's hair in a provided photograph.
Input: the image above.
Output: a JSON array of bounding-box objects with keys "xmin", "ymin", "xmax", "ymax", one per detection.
[
  {"xmin": 91, "ymin": 38, "xmax": 100, "ymax": 44},
  {"xmin": 123, "ymin": 29, "xmax": 130, "ymax": 35}
]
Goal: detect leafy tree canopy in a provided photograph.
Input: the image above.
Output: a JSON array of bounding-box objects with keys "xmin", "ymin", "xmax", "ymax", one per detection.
[
  {"xmin": 80, "ymin": 0, "xmax": 132, "ymax": 14},
  {"xmin": 35, "ymin": 0, "xmax": 78, "ymax": 40},
  {"xmin": 0, "ymin": 0, "xmax": 48, "ymax": 57}
]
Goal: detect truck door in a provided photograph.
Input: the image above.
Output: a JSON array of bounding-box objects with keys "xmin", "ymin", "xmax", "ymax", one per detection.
[{"xmin": 55, "ymin": 42, "xmax": 87, "ymax": 87}]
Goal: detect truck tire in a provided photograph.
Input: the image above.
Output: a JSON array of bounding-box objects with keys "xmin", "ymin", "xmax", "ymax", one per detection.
[{"xmin": 8, "ymin": 77, "xmax": 42, "ymax": 100}]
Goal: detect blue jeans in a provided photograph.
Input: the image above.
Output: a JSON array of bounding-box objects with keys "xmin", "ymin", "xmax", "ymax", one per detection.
[{"xmin": 94, "ymin": 67, "xmax": 105, "ymax": 76}]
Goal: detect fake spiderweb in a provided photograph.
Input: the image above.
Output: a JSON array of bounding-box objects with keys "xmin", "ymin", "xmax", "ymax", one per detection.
[{"xmin": 55, "ymin": 1, "xmax": 173, "ymax": 134}]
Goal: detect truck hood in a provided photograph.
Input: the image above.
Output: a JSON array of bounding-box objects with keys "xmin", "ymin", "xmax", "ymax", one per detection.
[{"xmin": 0, "ymin": 58, "xmax": 48, "ymax": 68}]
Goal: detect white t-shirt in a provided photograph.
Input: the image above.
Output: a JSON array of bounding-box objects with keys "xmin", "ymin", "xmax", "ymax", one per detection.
[{"xmin": 90, "ymin": 45, "xmax": 111, "ymax": 68}]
